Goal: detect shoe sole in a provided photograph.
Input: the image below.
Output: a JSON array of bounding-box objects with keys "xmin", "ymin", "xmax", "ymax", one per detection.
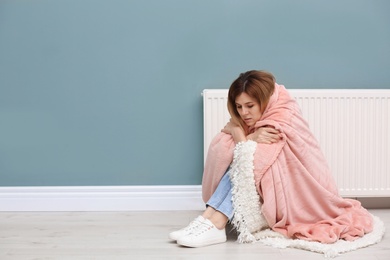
[{"xmin": 177, "ymin": 237, "xmax": 227, "ymax": 248}]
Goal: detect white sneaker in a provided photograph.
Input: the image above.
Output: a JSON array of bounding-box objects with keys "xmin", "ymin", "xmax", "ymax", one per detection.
[
  {"xmin": 168, "ymin": 215, "xmax": 205, "ymax": 241},
  {"xmin": 177, "ymin": 219, "xmax": 227, "ymax": 248}
]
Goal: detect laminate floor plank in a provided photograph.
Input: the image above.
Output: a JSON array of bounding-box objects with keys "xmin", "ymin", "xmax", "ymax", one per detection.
[{"xmin": 0, "ymin": 209, "xmax": 388, "ymax": 259}]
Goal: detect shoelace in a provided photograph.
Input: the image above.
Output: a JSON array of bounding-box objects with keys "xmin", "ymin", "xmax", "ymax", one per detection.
[
  {"xmin": 183, "ymin": 218, "xmax": 203, "ymax": 232},
  {"xmin": 190, "ymin": 221, "xmax": 214, "ymax": 237}
]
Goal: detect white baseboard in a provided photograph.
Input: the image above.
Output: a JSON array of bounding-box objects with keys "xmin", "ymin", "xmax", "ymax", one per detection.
[{"xmin": 0, "ymin": 185, "xmax": 205, "ymax": 212}]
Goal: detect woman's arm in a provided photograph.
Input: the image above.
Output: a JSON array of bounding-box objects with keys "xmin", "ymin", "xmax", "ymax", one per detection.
[
  {"xmin": 221, "ymin": 119, "xmax": 246, "ymax": 144},
  {"xmin": 247, "ymin": 126, "xmax": 281, "ymax": 144},
  {"xmin": 221, "ymin": 120, "xmax": 281, "ymax": 144}
]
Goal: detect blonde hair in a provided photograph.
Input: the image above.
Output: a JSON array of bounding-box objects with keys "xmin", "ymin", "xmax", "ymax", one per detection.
[{"xmin": 227, "ymin": 70, "xmax": 275, "ymax": 133}]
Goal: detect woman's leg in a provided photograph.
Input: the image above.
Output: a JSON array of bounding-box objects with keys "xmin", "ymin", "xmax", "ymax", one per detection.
[
  {"xmin": 175, "ymin": 172, "xmax": 234, "ymax": 247},
  {"xmin": 168, "ymin": 173, "xmax": 231, "ymax": 241},
  {"xmin": 202, "ymin": 205, "xmax": 216, "ymax": 219},
  {"xmin": 204, "ymin": 171, "xmax": 234, "ymax": 229},
  {"xmin": 170, "ymin": 170, "xmax": 234, "ymax": 246}
]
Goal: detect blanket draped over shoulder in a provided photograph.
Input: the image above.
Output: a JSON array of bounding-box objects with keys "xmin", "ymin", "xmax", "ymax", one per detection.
[{"xmin": 202, "ymin": 84, "xmax": 376, "ymax": 245}]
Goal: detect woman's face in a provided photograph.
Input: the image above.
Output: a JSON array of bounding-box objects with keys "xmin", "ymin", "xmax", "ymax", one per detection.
[{"xmin": 235, "ymin": 92, "xmax": 262, "ymax": 127}]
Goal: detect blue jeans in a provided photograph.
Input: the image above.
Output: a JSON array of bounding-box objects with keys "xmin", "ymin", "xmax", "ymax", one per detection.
[{"xmin": 206, "ymin": 170, "xmax": 234, "ymax": 220}]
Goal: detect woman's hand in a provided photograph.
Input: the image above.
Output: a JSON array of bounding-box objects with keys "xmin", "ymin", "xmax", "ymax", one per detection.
[
  {"xmin": 221, "ymin": 119, "xmax": 240, "ymax": 135},
  {"xmin": 221, "ymin": 119, "xmax": 246, "ymax": 143},
  {"xmin": 247, "ymin": 126, "xmax": 281, "ymax": 144}
]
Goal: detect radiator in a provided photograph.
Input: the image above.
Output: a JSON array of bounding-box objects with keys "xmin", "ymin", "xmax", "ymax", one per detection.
[{"xmin": 202, "ymin": 89, "xmax": 390, "ymax": 197}]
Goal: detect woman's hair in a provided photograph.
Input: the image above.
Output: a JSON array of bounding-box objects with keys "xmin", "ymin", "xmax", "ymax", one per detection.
[{"xmin": 227, "ymin": 70, "xmax": 275, "ymax": 132}]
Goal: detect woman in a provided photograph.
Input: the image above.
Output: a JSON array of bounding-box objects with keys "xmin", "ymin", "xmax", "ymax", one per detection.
[{"xmin": 169, "ymin": 70, "xmax": 374, "ymax": 249}]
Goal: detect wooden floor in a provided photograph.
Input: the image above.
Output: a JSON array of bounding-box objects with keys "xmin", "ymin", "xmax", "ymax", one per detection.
[{"xmin": 0, "ymin": 209, "xmax": 389, "ymax": 260}]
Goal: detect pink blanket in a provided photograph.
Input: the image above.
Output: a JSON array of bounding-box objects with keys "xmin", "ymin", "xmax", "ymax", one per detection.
[{"xmin": 202, "ymin": 84, "xmax": 373, "ymax": 243}]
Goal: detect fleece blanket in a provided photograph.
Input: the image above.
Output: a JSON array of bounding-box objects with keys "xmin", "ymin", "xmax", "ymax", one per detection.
[{"xmin": 202, "ymin": 84, "xmax": 385, "ymax": 256}]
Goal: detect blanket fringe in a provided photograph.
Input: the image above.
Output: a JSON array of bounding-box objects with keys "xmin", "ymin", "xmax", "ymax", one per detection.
[
  {"xmin": 229, "ymin": 140, "xmax": 269, "ymax": 243},
  {"xmin": 253, "ymin": 215, "xmax": 385, "ymax": 258}
]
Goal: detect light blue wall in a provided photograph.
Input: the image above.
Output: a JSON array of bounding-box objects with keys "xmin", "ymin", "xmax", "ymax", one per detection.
[{"xmin": 1, "ymin": 0, "xmax": 389, "ymax": 186}]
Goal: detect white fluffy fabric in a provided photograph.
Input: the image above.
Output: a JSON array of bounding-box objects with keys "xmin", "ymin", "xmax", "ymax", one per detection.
[
  {"xmin": 229, "ymin": 140, "xmax": 268, "ymax": 243},
  {"xmin": 229, "ymin": 140, "xmax": 386, "ymax": 258}
]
